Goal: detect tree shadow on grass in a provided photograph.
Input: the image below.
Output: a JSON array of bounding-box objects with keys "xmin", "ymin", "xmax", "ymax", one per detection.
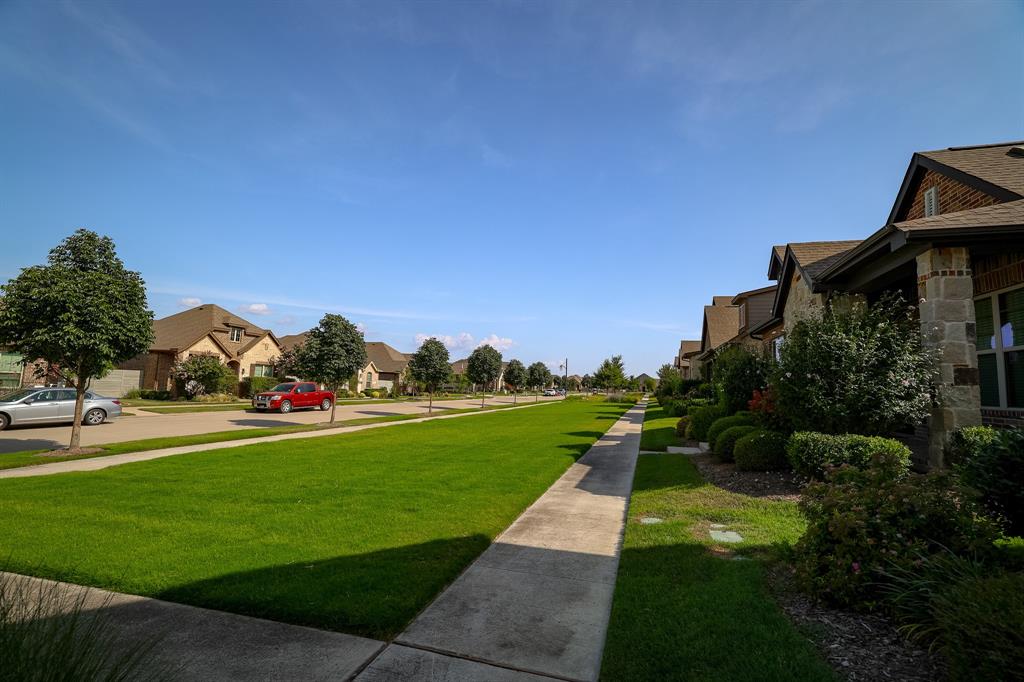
[{"xmin": 227, "ymin": 419, "xmax": 306, "ymax": 427}]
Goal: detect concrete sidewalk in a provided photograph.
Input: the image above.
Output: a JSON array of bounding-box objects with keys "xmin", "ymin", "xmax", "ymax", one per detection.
[
  {"xmin": 0, "ymin": 400, "xmax": 556, "ymax": 479},
  {"xmin": 358, "ymin": 403, "xmax": 645, "ymax": 682}
]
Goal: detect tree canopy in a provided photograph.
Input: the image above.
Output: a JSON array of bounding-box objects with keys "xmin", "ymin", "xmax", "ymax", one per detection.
[
  {"xmin": 466, "ymin": 344, "xmax": 502, "ymax": 405},
  {"xmin": 408, "ymin": 337, "xmax": 451, "ymax": 412},
  {"xmin": 527, "ymin": 361, "xmax": 552, "ymax": 394},
  {"xmin": 592, "ymin": 355, "xmax": 626, "ymax": 390},
  {"xmin": 295, "ymin": 313, "xmax": 366, "ymax": 422},
  {"xmin": 504, "ymin": 359, "xmax": 528, "ymax": 404},
  {"xmin": 657, "ymin": 363, "xmax": 677, "ymax": 381},
  {"xmin": 0, "ymin": 229, "xmax": 153, "ymax": 449}
]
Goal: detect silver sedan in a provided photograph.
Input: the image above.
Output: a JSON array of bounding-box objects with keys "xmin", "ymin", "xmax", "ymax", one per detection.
[{"xmin": 0, "ymin": 387, "xmax": 122, "ymax": 431}]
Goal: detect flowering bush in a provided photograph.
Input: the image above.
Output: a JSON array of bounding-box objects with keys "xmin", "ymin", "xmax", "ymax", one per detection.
[
  {"xmin": 794, "ymin": 463, "xmax": 1000, "ymax": 608},
  {"xmin": 748, "ymin": 387, "xmax": 789, "ymax": 432},
  {"xmin": 771, "ymin": 294, "xmax": 936, "ymax": 435},
  {"xmin": 713, "ymin": 346, "xmax": 770, "ymax": 414},
  {"xmin": 170, "ymin": 355, "xmax": 237, "ymax": 398}
]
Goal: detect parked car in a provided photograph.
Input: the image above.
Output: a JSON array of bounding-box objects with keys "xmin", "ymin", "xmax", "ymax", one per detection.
[
  {"xmin": 543, "ymin": 389, "xmax": 557, "ymax": 396},
  {"xmin": 252, "ymin": 382, "xmax": 334, "ymax": 413},
  {"xmin": 0, "ymin": 387, "xmax": 121, "ymax": 430}
]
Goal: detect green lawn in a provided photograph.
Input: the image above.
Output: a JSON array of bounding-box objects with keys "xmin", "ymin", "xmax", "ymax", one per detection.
[
  {"xmin": 638, "ymin": 401, "xmax": 683, "ymax": 451},
  {"xmin": 0, "ymin": 401, "xmax": 552, "ymax": 471},
  {"xmin": 132, "ymin": 395, "xmax": 479, "ymax": 414},
  {"xmin": 601, "ymin": 454, "xmax": 833, "ymax": 681},
  {"xmin": 0, "ymin": 400, "xmax": 626, "ymax": 639}
]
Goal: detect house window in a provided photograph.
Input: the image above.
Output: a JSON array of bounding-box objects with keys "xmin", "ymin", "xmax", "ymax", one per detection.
[
  {"xmin": 924, "ymin": 186, "xmax": 940, "ymax": 217},
  {"xmin": 975, "ymin": 286, "xmax": 1024, "ymax": 408},
  {"xmin": 229, "ymin": 327, "xmax": 242, "ymax": 342},
  {"xmin": 365, "ymin": 372, "xmax": 373, "ymax": 389},
  {"xmin": 739, "ymin": 304, "xmax": 747, "ymax": 329},
  {"xmin": 253, "ymin": 364, "xmax": 273, "ymax": 377},
  {"xmin": 770, "ymin": 335, "xmax": 785, "ymax": 361},
  {"xmin": 0, "ymin": 351, "xmax": 24, "ymax": 391}
]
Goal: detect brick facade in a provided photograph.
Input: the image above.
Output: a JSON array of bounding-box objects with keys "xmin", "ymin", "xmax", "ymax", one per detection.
[
  {"xmin": 902, "ymin": 169, "xmax": 998, "ymax": 221},
  {"xmin": 972, "ymin": 252, "xmax": 1024, "ymax": 296}
]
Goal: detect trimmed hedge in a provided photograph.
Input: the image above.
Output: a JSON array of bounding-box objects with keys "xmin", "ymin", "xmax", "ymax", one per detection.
[
  {"xmin": 685, "ymin": 404, "xmax": 726, "ymax": 442},
  {"xmin": 241, "ymin": 376, "xmax": 278, "ymax": 398},
  {"xmin": 734, "ymin": 430, "xmax": 790, "ymax": 471},
  {"xmin": 786, "ymin": 431, "xmax": 911, "ymax": 479},
  {"xmin": 675, "ymin": 416, "xmax": 689, "ymax": 437},
  {"xmin": 705, "ymin": 413, "xmax": 755, "ymax": 449},
  {"xmin": 713, "ymin": 425, "xmax": 757, "ymax": 462}
]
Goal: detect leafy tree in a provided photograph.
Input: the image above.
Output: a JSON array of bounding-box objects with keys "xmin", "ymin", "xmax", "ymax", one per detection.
[
  {"xmin": 581, "ymin": 374, "xmax": 592, "ymax": 390},
  {"xmin": 408, "ymin": 337, "xmax": 451, "ymax": 413},
  {"xmin": 528, "ymin": 361, "xmax": 551, "ymax": 402},
  {"xmin": 593, "ymin": 355, "xmax": 626, "ymax": 390},
  {"xmin": 466, "ymin": 344, "xmax": 502, "ymax": 406},
  {"xmin": 294, "ymin": 313, "xmax": 366, "ymax": 423},
  {"xmin": 771, "ymin": 294, "xmax": 936, "ymax": 435},
  {"xmin": 171, "ymin": 355, "xmax": 236, "ymax": 398},
  {"xmin": 271, "ymin": 346, "xmax": 301, "ymax": 380},
  {"xmin": 504, "ymin": 359, "xmax": 528, "ymax": 404},
  {"xmin": 657, "ymin": 363, "xmax": 677, "ymax": 381},
  {"xmin": 643, "ymin": 376, "xmax": 657, "ymax": 392},
  {"xmin": 0, "ymin": 230, "xmax": 153, "ymax": 451}
]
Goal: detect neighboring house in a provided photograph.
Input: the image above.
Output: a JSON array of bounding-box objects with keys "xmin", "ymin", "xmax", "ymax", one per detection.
[
  {"xmin": 692, "ymin": 297, "xmax": 742, "ymax": 380},
  {"xmin": 278, "ymin": 333, "xmax": 307, "ymax": 353},
  {"xmin": 674, "ymin": 339, "xmax": 700, "ymax": 379},
  {"xmin": 812, "ymin": 141, "xmax": 1024, "ymax": 466},
  {"xmin": 356, "ymin": 360, "xmax": 382, "ymax": 392},
  {"xmin": 635, "ymin": 373, "xmax": 655, "ymax": 389},
  {"xmin": 120, "ymin": 304, "xmax": 282, "ymax": 393},
  {"xmin": 449, "ymin": 358, "xmax": 507, "ymax": 391},
  {"xmin": 0, "ymin": 349, "xmax": 38, "ymax": 392},
  {"xmin": 723, "ymin": 285, "xmax": 778, "ymax": 353},
  {"xmin": 365, "ymin": 342, "xmax": 411, "ymax": 392}
]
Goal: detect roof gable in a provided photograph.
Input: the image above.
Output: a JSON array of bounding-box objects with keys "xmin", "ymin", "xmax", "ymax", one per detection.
[
  {"xmin": 365, "ymin": 341, "xmax": 411, "ymax": 374},
  {"xmin": 152, "ymin": 304, "xmax": 267, "ymax": 354}
]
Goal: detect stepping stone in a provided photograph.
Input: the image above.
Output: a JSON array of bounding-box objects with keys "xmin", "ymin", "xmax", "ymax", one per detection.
[
  {"xmin": 639, "ymin": 517, "xmax": 663, "ymax": 525},
  {"xmin": 709, "ymin": 530, "xmax": 744, "ymax": 543},
  {"xmin": 666, "ymin": 446, "xmax": 702, "ymax": 455},
  {"xmin": 709, "ymin": 523, "xmax": 727, "ymax": 529},
  {"xmin": 698, "ymin": 442, "xmax": 711, "ymax": 453}
]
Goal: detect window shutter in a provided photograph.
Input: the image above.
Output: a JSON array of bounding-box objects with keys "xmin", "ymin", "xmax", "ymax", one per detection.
[{"xmin": 924, "ymin": 186, "xmax": 939, "ymax": 217}]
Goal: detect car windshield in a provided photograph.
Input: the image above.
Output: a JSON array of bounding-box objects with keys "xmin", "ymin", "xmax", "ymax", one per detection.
[
  {"xmin": 0, "ymin": 388, "xmax": 38, "ymax": 403},
  {"xmin": 270, "ymin": 383, "xmax": 296, "ymax": 392}
]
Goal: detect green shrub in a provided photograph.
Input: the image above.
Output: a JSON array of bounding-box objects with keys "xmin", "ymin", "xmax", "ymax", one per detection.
[
  {"xmin": 956, "ymin": 427, "xmax": 1024, "ymax": 536},
  {"xmin": 936, "ymin": 572, "xmax": 1024, "ymax": 681},
  {"xmin": 786, "ymin": 431, "xmax": 910, "ymax": 479},
  {"xmin": 713, "ymin": 346, "xmax": 770, "ymax": 414},
  {"xmin": 122, "ymin": 388, "xmax": 142, "ymax": 399},
  {"xmin": 690, "ymin": 382, "xmax": 714, "ymax": 399},
  {"xmin": 734, "ymin": 430, "xmax": 790, "ymax": 471},
  {"xmin": 193, "ymin": 392, "xmax": 237, "ymax": 403},
  {"xmin": 660, "ymin": 399, "xmax": 681, "ymax": 417},
  {"xmin": 240, "ymin": 376, "xmax": 278, "ymax": 398},
  {"xmin": 675, "ymin": 416, "xmax": 690, "ymax": 438},
  {"xmin": 794, "ymin": 465, "xmax": 1000, "ymax": 608},
  {"xmin": 714, "ymin": 425, "xmax": 757, "ymax": 462},
  {"xmin": 705, "ymin": 413, "xmax": 756, "ymax": 448},
  {"xmin": 134, "ymin": 389, "xmax": 171, "ymax": 401},
  {"xmin": 686, "ymin": 404, "xmax": 726, "ymax": 442},
  {"xmin": 945, "ymin": 425, "xmax": 1000, "ymax": 466}
]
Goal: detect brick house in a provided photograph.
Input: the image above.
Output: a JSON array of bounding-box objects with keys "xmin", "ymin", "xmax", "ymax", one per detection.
[
  {"xmin": 120, "ymin": 304, "xmax": 282, "ymax": 393},
  {"xmin": 365, "ymin": 342, "xmax": 411, "ymax": 392}
]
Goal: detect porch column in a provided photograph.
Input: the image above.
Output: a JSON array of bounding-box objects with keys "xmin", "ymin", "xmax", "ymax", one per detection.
[{"xmin": 917, "ymin": 247, "xmax": 982, "ymax": 469}]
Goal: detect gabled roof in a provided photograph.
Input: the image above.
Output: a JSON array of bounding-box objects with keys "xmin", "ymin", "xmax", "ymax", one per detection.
[
  {"xmin": 151, "ymin": 304, "xmax": 267, "ymax": 353},
  {"xmin": 679, "ymin": 339, "xmax": 700, "ymax": 357},
  {"xmin": 278, "ymin": 333, "xmax": 307, "ymax": 352},
  {"xmin": 700, "ymin": 303, "xmax": 740, "ymax": 353},
  {"xmin": 365, "ymin": 342, "xmax": 411, "ymax": 374},
  {"xmin": 236, "ymin": 330, "xmax": 281, "ymax": 356},
  {"xmin": 894, "ymin": 197, "xmax": 1024, "ymax": 234},
  {"xmin": 786, "ymin": 241, "xmax": 863, "ymax": 282},
  {"xmin": 731, "ymin": 284, "xmax": 777, "ymax": 305},
  {"xmin": 712, "ymin": 295, "xmax": 734, "ymax": 306}
]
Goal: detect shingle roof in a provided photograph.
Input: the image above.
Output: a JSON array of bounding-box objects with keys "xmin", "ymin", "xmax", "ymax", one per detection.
[
  {"xmin": 788, "ymin": 241, "xmax": 863, "ymax": 281},
  {"xmin": 772, "ymin": 245, "xmax": 786, "ymax": 262},
  {"xmin": 151, "ymin": 305, "xmax": 266, "ymax": 353},
  {"xmin": 919, "ymin": 142, "xmax": 1024, "ymax": 196},
  {"xmin": 703, "ymin": 304, "xmax": 740, "ymax": 351},
  {"xmin": 277, "ymin": 333, "xmax": 308, "ymax": 352},
  {"xmin": 712, "ymin": 296, "xmax": 734, "ymax": 306},
  {"xmin": 894, "ymin": 198, "xmax": 1024, "ymax": 232},
  {"xmin": 679, "ymin": 339, "xmax": 700, "ymax": 356},
  {"xmin": 365, "ymin": 342, "xmax": 411, "ymax": 374}
]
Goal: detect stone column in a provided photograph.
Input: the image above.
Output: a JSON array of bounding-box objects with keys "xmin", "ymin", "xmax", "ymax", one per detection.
[{"xmin": 917, "ymin": 247, "xmax": 982, "ymax": 469}]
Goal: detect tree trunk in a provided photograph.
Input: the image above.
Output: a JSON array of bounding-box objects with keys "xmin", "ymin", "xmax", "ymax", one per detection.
[
  {"xmin": 330, "ymin": 384, "xmax": 337, "ymax": 423},
  {"xmin": 513, "ymin": 390, "xmax": 517, "ymax": 405},
  {"xmin": 535, "ymin": 388, "xmax": 539, "ymax": 402},
  {"xmin": 428, "ymin": 390, "xmax": 433, "ymax": 414},
  {"xmin": 69, "ymin": 378, "xmax": 86, "ymax": 451}
]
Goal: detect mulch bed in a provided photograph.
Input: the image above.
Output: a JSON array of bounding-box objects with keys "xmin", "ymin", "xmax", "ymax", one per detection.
[
  {"xmin": 39, "ymin": 447, "xmax": 103, "ymax": 457},
  {"xmin": 768, "ymin": 565, "xmax": 947, "ymax": 681},
  {"xmin": 687, "ymin": 450, "xmax": 802, "ymax": 500}
]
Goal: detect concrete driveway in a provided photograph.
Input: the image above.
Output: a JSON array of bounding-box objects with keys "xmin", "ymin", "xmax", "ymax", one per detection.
[{"xmin": 0, "ymin": 396, "xmax": 558, "ymax": 454}]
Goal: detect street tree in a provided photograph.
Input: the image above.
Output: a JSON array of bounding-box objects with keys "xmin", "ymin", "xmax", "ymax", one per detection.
[
  {"xmin": 466, "ymin": 344, "xmax": 502, "ymax": 406},
  {"xmin": 408, "ymin": 337, "xmax": 451, "ymax": 413},
  {"xmin": 593, "ymin": 355, "xmax": 626, "ymax": 390},
  {"xmin": 294, "ymin": 313, "xmax": 366, "ymax": 423},
  {"xmin": 657, "ymin": 363, "xmax": 676, "ymax": 381},
  {"xmin": 504, "ymin": 359, "xmax": 528, "ymax": 405},
  {"xmin": 0, "ymin": 229, "xmax": 154, "ymax": 450},
  {"xmin": 527, "ymin": 361, "xmax": 551, "ymax": 402}
]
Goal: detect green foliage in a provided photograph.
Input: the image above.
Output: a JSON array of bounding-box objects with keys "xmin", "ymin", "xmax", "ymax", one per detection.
[
  {"xmin": 241, "ymin": 376, "xmax": 278, "ymax": 398},
  {"xmin": 503, "ymin": 359, "xmax": 528, "ymax": 392},
  {"xmin": 171, "ymin": 355, "xmax": 235, "ymax": 398},
  {"xmin": 295, "ymin": 314, "xmax": 366, "ymax": 392},
  {"xmin": 786, "ymin": 431, "xmax": 911, "ymax": 480},
  {"xmin": 705, "ymin": 414, "xmax": 755, "ymax": 449},
  {"xmin": 733, "ymin": 430, "xmax": 790, "ymax": 471},
  {"xmin": 271, "ymin": 346, "xmax": 301, "ymax": 380},
  {"xmin": 0, "ymin": 229, "xmax": 154, "ymax": 448},
  {"xmin": 945, "ymin": 425, "xmax": 999, "ymax": 466},
  {"xmin": 139, "ymin": 389, "xmax": 171, "ymax": 401},
  {"xmin": 794, "ymin": 465, "xmax": 1000, "ymax": 608},
  {"xmin": 592, "ymin": 355, "xmax": 627, "ymax": 390},
  {"xmin": 955, "ymin": 427, "xmax": 1024, "ymax": 536},
  {"xmin": 771, "ymin": 294, "xmax": 936, "ymax": 435},
  {"xmin": 713, "ymin": 425, "xmax": 757, "ymax": 462},
  {"xmin": 675, "ymin": 416, "xmax": 689, "ymax": 437},
  {"xmin": 713, "ymin": 346, "xmax": 770, "ymax": 414},
  {"xmin": 686, "ymin": 404, "xmax": 726, "ymax": 441},
  {"xmin": 408, "ymin": 338, "xmax": 451, "ymax": 393},
  {"xmin": 466, "ymin": 345, "xmax": 502, "ymax": 387}
]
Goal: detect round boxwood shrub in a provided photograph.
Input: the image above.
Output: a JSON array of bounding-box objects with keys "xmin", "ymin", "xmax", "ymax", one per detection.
[
  {"xmin": 714, "ymin": 425, "xmax": 757, "ymax": 462},
  {"xmin": 685, "ymin": 404, "xmax": 726, "ymax": 441},
  {"xmin": 675, "ymin": 416, "xmax": 690, "ymax": 437},
  {"xmin": 705, "ymin": 413, "xmax": 756, "ymax": 448},
  {"xmin": 786, "ymin": 431, "xmax": 910, "ymax": 479},
  {"xmin": 734, "ymin": 430, "xmax": 790, "ymax": 471}
]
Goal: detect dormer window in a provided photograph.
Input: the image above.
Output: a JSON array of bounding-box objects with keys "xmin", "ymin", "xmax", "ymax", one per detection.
[
  {"xmin": 924, "ymin": 186, "xmax": 940, "ymax": 217},
  {"xmin": 229, "ymin": 327, "xmax": 242, "ymax": 342}
]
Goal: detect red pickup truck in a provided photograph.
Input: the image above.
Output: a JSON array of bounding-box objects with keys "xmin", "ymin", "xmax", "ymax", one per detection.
[{"xmin": 252, "ymin": 382, "xmax": 334, "ymax": 413}]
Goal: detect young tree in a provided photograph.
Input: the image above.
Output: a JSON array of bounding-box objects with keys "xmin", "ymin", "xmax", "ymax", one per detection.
[
  {"xmin": 504, "ymin": 359, "xmax": 528, "ymax": 405},
  {"xmin": 467, "ymin": 344, "xmax": 502, "ymax": 407},
  {"xmin": 593, "ymin": 355, "xmax": 626, "ymax": 391},
  {"xmin": 408, "ymin": 337, "xmax": 451, "ymax": 413},
  {"xmin": 0, "ymin": 229, "xmax": 154, "ymax": 451},
  {"xmin": 294, "ymin": 313, "xmax": 366, "ymax": 423},
  {"xmin": 657, "ymin": 363, "xmax": 677, "ymax": 381},
  {"xmin": 527, "ymin": 361, "xmax": 551, "ymax": 402}
]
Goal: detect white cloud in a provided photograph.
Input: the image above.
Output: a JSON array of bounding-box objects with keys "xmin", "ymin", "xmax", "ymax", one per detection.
[
  {"xmin": 414, "ymin": 332, "xmax": 475, "ymax": 351},
  {"xmin": 177, "ymin": 297, "xmax": 201, "ymax": 307},
  {"xmin": 476, "ymin": 334, "xmax": 514, "ymax": 351},
  {"xmin": 356, "ymin": 322, "xmax": 366, "ymax": 333},
  {"xmin": 239, "ymin": 303, "xmax": 271, "ymax": 316}
]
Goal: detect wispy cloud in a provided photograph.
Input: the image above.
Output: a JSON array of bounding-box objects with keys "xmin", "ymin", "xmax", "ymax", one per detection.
[
  {"xmin": 177, "ymin": 297, "xmax": 201, "ymax": 307},
  {"xmin": 239, "ymin": 303, "xmax": 271, "ymax": 316},
  {"xmin": 414, "ymin": 332, "xmax": 516, "ymax": 352}
]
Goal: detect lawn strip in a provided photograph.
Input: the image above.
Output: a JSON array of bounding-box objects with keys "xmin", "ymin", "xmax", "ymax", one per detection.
[
  {"xmin": 638, "ymin": 401, "xmax": 682, "ymax": 451},
  {"xmin": 0, "ymin": 401, "xmax": 551, "ymax": 471},
  {"xmin": 600, "ymin": 453, "xmax": 833, "ymax": 681},
  {"xmin": 0, "ymin": 400, "xmax": 628, "ymax": 639}
]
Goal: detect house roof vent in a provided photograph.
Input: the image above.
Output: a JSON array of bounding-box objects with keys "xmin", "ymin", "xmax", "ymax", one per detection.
[{"xmin": 1007, "ymin": 146, "xmax": 1024, "ymax": 158}]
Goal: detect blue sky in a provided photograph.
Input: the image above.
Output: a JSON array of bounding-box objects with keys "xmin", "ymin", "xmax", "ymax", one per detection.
[{"xmin": 1, "ymin": 1, "xmax": 1022, "ymax": 376}]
